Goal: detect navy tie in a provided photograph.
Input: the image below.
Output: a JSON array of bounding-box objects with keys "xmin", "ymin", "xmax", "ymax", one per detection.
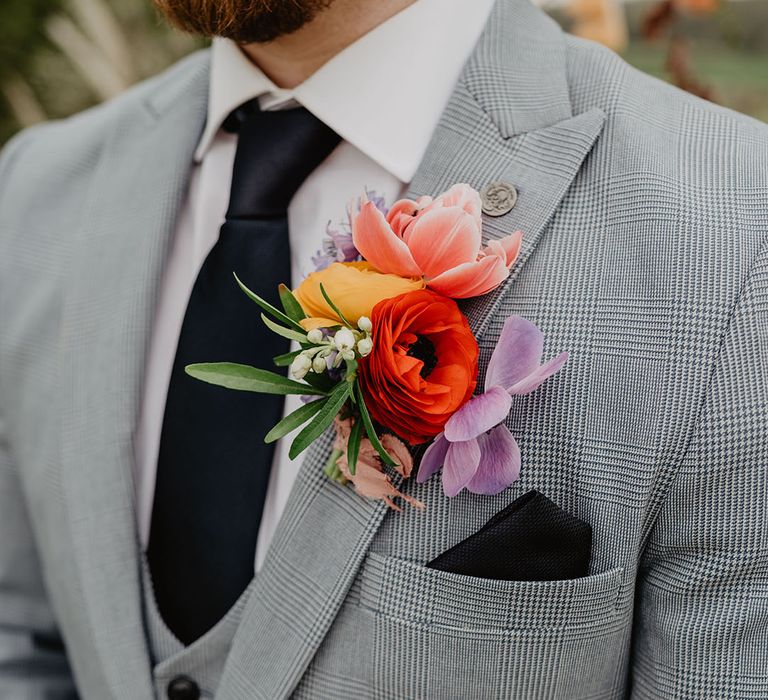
[{"xmin": 147, "ymin": 101, "xmax": 340, "ymax": 645}]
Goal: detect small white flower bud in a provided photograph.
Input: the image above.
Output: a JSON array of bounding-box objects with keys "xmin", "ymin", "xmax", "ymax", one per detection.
[
  {"xmin": 299, "ymin": 354, "xmax": 313, "ymax": 370},
  {"xmin": 333, "ymin": 328, "xmax": 356, "ymax": 352},
  {"xmin": 312, "ymin": 355, "xmax": 327, "ymax": 373},
  {"xmin": 357, "ymin": 337, "xmax": 373, "ymax": 357},
  {"xmin": 306, "ymin": 328, "xmax": 324, "ymax": 344},
  {"xmin": 357, "ymin": 316, "xmax": 372, "ymax": 333},
  {"xmin": 290, "ymin": 353, "xmax": 312, "ymax": 380}
]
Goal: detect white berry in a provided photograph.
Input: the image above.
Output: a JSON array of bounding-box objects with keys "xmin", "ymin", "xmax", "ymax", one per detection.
[
  {"xmin": 290, "ymin": 354, "xmax": 312, "ymax": 380},
  {"xmin": 333, "ymin": 328, "xmax": 356, "ymax": 352},
  {"xmin": 357, "ymin": 337, "xmax": 373, "ymax": 357},
  {"xmin": 306, "ymin": 328, "xmax": 324, "ymax": 344}
]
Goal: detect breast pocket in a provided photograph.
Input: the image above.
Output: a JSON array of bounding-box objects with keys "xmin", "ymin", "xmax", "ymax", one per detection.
[{"xmin": 355, "ymin": 553, "xmax": 627, "ymax": 699}]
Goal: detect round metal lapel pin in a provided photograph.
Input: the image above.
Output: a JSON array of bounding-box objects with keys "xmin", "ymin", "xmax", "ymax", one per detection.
[{"xmin": 480, "ymin": 181, "xmax": 518, "ymax": 217}]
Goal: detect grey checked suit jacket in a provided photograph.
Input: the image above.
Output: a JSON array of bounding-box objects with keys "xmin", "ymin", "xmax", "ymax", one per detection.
[{"xmin": 1, "ymin": 0, "xmax": 767, "ymax": 697}]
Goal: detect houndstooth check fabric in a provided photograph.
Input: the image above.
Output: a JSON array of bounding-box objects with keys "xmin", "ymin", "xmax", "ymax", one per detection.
[{"xmin": 0, "ymin": 0, "xmax": 766, "ymax": 697}]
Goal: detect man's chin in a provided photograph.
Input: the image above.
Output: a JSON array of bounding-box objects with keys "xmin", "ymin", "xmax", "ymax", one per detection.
[{"xmin": 153, "ymin": 0, "xmax": 335, "ymax": 42}]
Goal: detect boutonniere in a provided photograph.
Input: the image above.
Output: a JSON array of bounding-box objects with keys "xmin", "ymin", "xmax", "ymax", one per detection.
[{"xmin": 187, "ymin": 184, "xmax": 567, "ymax": 509}]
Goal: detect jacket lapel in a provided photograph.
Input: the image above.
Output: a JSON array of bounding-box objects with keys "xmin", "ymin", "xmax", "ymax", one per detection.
[
  {"xmin": 59, "ymin": 53, "xmax": 210, "ymax": 699},
  {"xmin": 219, "ymin": 1, "xmax": 604, "ymax": 697},
  {"xmin": 408, "ymin": 94, "xmax": 605, "ymax": 345},
  {"xmin": 407, "ymin": 0, "xmax": 606, "ymax": 343}
]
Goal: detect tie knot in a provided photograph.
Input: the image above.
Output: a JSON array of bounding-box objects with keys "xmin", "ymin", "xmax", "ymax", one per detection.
[
  {"xmin": 225, "ymin": 100, "xmax": 341, "ymax": 220},
  {"xmin": 221, "ymin": 98, "xmax": 261, "ymax": 134}
]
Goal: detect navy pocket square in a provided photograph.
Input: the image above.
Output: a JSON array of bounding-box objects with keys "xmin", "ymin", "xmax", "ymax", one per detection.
[{"xmin": 426, "ymin": 490, "xmax": 592, "ymax": 581}]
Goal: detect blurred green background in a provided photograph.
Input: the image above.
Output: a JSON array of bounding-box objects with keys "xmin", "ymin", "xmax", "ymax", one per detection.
[
  {"xmin": 0, "ymin": 0, "xmax": 200, "ymax": 145},
  {"xmin": 0, "ymin": 0, "xmax": 766, "ymax": 146},
  {"xmin": 553, "ymin": 0, "xmax": 768, "ymax": 121}
]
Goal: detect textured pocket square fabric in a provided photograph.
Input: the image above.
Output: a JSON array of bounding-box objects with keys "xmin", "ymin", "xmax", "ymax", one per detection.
[{"xmin": 426, "ymin": 490, "xmax": 592, "ymax": 581}]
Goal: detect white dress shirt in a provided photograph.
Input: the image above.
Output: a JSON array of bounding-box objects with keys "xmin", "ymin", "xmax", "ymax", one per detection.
[{"xmin": 133, "ymin": 0, "xmax": 496, "ymax": 571}]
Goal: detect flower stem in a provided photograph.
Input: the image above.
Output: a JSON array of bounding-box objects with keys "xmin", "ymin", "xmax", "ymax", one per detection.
[{"xmin": 323, "ymin": 448, "xmax": 348, "ymax": 484}]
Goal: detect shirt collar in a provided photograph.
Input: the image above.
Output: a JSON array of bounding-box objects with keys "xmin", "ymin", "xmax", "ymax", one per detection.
[{"xmin": 195, "ymin": 0, "xmax": 497, "ymax": 182}]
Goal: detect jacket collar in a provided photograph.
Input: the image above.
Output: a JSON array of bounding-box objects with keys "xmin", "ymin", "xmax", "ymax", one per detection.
[{"xmin": 463, "ymin": 0, "xmax": 573, "ymax": 136}]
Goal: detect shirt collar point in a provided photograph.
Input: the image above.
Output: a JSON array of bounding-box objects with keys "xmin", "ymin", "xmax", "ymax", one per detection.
[{"xmin": 194, "ymin": 121, "xmax": 221, "ymax": 163}]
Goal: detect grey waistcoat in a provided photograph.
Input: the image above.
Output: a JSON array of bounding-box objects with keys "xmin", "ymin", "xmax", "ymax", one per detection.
[{"xmin": 141, "ymin": 559, "xmax": 256, "ymax": 698}]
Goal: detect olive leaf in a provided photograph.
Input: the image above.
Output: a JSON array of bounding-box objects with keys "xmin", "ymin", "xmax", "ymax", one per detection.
[{"xmin": 185, "ymin": 363, "xmax": 327, "ymax": 396}]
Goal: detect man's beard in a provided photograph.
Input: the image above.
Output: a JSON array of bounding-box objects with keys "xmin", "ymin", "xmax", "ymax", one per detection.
[{"xmin": 153, "ymin": 0, "xmax": 335, "ymax": 43}]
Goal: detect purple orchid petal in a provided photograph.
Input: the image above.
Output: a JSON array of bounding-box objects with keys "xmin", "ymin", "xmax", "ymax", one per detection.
[
  {"xmin": 329, "ymin": 230, "xmax": 361, "ymax": 263},
  {"xmin": 466, "ymin": 424, "xmax": 521, "ymax": 495},
  {"xmin": 367, "ymin": 191, "xmax": 389, "ymax": 216},
  {"xmin": 444, "ymin": 386, "xmax": 512, "ymax": 442},
  {"xmin": 417, "ymin": 433, "xmax": 449, "ymax": 483},
  {"xmin": 311, "ymin": 251, "xmax": 334, "ymax": 271},
  {"xmin": 508, "ymin": 351, "xmax": 568, "ymax": 396},
  {"xmin": 484, "ymin": 316, "xmax": 544, "ymax": 392},
  {"xmin": 443, "ymin": 439, "xmax": 481, "ymax": 497}
]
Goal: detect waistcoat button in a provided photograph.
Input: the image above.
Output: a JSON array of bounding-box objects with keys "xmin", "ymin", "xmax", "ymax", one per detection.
[{"xmin": 167, "ymin": 675, "xmax": 200, "ymax": 700}]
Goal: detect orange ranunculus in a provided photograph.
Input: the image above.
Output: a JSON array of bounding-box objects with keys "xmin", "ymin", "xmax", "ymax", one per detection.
[
  {"xmin": 358, "ymin": 289, "xmax": 479, "ymax": 444},
  {"xmin": 294, "ymin": 261, "xmax": 424, "ymax": 330}
]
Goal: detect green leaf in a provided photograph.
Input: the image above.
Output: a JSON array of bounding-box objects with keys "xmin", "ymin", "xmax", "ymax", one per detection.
[
  {"xmin": 264, "ymin": 398, "xmax": 327, "ymax": 443},
  {"xmin": 302, "ymin": 370, "xmax": 337, "ymax": 394},
  {"xmin": 346, "ymin": 419, "xmax": 363, "ymax": 476},
  {"xmin": 234, "ymin": 272, "xmax": 306, "ymax": 333},
  {"xmin": 273, "ymin": 349, "xmax": 302, "ymax": 367},
  {"xmin": 261, "ymin": 314, "xmax": 310, "ymax": 344},
  {"xmin": 355, "ymin": 382, "xmax": 397, "ymax": 466},
  {"xmin": 185, "ymin": 363, "xmax": 327, "ymax": 396},
  {"xmin": 278, "ymin": 283, "xmax": 307, "ymax": 323},
  {"xmin": 289, "ymin": 382, "xmax": 351, "ymax": 460},
  {"xmin": 320, "ymin": 283, "xmax": 353, "ymax": 328}
]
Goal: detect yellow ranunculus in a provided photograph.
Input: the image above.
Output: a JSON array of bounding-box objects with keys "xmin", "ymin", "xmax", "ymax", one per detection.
[{"xmin": 295, "ymin": 261, "xmax": 424, "ymax": 330}]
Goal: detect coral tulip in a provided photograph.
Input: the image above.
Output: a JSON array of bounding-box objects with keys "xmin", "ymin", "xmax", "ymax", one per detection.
[{"xmin": 352, "ymin": 184, "xmax": 522, "ymax": 299}]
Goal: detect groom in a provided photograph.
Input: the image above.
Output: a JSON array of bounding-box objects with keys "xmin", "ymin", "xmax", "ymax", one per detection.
[{"xmin": 1, "ymin": 0, "xmax": 766, "ymax": 698}]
